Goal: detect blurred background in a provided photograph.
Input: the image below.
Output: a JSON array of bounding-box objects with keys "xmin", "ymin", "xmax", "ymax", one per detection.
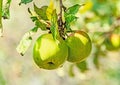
[{"xmin": 0, "ymin": 0, "xmax": 120, "ymax": 85}]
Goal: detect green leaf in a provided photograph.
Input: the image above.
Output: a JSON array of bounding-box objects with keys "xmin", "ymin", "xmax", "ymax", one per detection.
[
  {"xmin": 34, "ymin": 4, "xmax": 48, "ymax": 20},
  {"xmin": 65, "ymin": 15, "xmax": 77, "ymax": 23},
  {"xmin": 30, "ymin": 16, "xmax": 38, "ymax": 22},
  {"xmin": 68, "ymin": 65, "xmax": 75, "ymax": 77},
  {"xmin": 93, "ymin": 48, "xmax": 101, "ymax": 69},
  {"xmin": 76, "ymin": 61, "xmax": 88, "ymax": 72},
  {"xmin": 19, "ymin": 0, "xmax": 33, "ymax": 5},
  {"xmin": 65, "ymin": 23, "xmax": 71, "ymax": 31},
  {"xmin": 66, "ymin": 4, "xmax": 80, "ymax": 15},
  {"xmin": 2, "ymin": 0, "xmax": 11, "ymax": 19},
  {"xmin": 50, "ymin": 9, "xmax": 58, "ymax": 40},
  {"xmin": 35, "ymin": 20, "xmax": 46, "ymax": 30},
  {"xmin": 93, "ymin": 54, "xmax": 99, "ymax": 69},
  {"xmin": 28, "ymin": 8, "xmax": 48, "ymax": 30},
  {"xmin": 65, "ymin": 14, "xmax": 77, "ymax": 31},
  {"xmin": 105, "ymin": 68, "xmax": 120, "ymax": 79},
  {"xmin": 0, "ymin": 0, "xmax": 3, "ymax": 36},
  {"xmin": 0, "ymin": 70, "xmax": 6, "ymax": 85},
  {"xmin": 64, "ymin": 4, "xmax": 80, "ymax": 31},
  {"xmin": 16, "ymin": 27, "xmax": 38, "ymax": 56},
  {"xmin": 30, "ymin": 16, "xmax": 47, "ymax": 30}
]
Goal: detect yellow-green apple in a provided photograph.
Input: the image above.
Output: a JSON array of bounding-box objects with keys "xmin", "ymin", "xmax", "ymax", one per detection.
[
  {"xmin": 33, "ymin": 34, "xmax": 68, "ymax": 70},
  {"xmin": 105, "ymin": 34, "xmax": 120, "ymax": 51},
  {"xmin": 65, "ymin": 31, "xmax": 92, "ymax": 63}
]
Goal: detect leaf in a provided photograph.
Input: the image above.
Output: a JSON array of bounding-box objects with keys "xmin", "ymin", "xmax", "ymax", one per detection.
[
  {"xmin": 93, "ymin": 49, "xmax": 100, "ymax": 69},
  {"xmin": 46, "ymin": 0, "xmax": 54, "ymax": 20},
  {"xmin": 93, "ymin": 55, "xmax": 99, "ymax": 69},
  {"xmin": 64, "ymin": 4, "xmax": 80, "ymax": 31},
  {"xmin": 19, "ymin": 0, "xmax": 33, "ymax": 5},
  {"xmin": 0, "ymin": 0, "xmax": 3, "ymax": 36},
  {"xmin": 28, "ymin": 8, "xmax": 38, "ymax": 16},
  {"xmin": 30, "ymin": 16, "xmax": 47, "ymax": 30},
  {"xmin": 65, "ymin": 15, "xmax": 77, "ymax": 23},
  {"xmin": 50, "ymin": 9, "xmax": 58, "ymax": 40},
  {"xmin": 35, "ymin": 20, "xmax": 47, "ymax": 30},
  {"xmin": 105, "ymin": 68, "xmax": 120, "ymax": 79},
  {"xmin": 66, "ymin": 4, "xmax": 80, "ymax": 15},
  {"xmin": 34, "ymin": 4, "xmax": 48, "ymax": 20},
  {"xmin": 76, "ymin": 61, "xmax": 88, "ymax": 72},
  {"xmin": 30, "ymin": 16, "xmax": 38, "ymax": 22},
  {"xmin": 2, "ymin": 0, "xmax": 11, "ymax": 19},
  {"xmin": 65, "ymin": 14, "xmax": 77, "ymax": 31},
  {"xmin": 68, "ymin": 65, "xmax": 75, "ymax": 77},
  {"xmin": 28, "ymin": 8, "xmax": 47, "ymax": 31},
  {"xmin": 16, "ymin": 27, "xmax": 38, "ymax": 56},
  {"xmin": 0, "ymin": 70, "xmax": 6, "ymax": 85}
]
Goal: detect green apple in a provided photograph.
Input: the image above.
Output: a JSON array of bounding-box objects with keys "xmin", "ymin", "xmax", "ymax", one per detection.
[
  {"xmin": 33, "ymin": 34, "xmax": 68, "ymax": 70},
  {"xmin": 105, "ymin": 34, "xmax": 120, "ymax": 51},
  {"xmin": 65, "ymin": 31, "xmax": 92, "ymax": 63}
]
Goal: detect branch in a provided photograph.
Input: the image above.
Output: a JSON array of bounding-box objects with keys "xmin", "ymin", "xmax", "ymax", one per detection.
[
  {"xmin": 58, "ymin": 0, "xmax": 63, "ymax": 27},
  {"xmin": 0, "ymin": 0, "xmax": 3, "ymax": 36},
  {"xmin": 58, "ymin": 0, "xmax": 65, "ymax": 39}
]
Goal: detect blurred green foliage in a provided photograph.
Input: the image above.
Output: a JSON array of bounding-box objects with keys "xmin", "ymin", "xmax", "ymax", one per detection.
[{"xmin": 0, "ymin": 70, "xmax": 6, "ymax": 85}]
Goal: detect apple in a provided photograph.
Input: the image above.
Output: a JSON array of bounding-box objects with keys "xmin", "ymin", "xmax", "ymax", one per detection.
[
  {"xmin": 111, "ymin": 34, "xmax": 120, "ymax": 48},
  {"xmin": 105, "ymin": 34, "xmax": 120, "ymax": 51},
  {"xmin": 33, "ymin": 34, "xmax": 68, "ymax": 70},
  {"xmin": 65, "ymin": 31, "xmax": 92, "ymax": 63}
]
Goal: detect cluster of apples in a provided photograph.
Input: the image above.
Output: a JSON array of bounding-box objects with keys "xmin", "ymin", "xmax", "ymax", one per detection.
[{"xmin": 33, "ymin": 31, "xmax": 92, "ymax": 70}]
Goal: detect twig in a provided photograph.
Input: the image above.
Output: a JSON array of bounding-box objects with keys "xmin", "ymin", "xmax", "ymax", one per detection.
[
  {"xmin": 58, "ymin": 0, "xmax": 65, "ymax": 39},
  {"xmin": 0, "ymin": 0, "xmax": 3, "ymax": 36}
]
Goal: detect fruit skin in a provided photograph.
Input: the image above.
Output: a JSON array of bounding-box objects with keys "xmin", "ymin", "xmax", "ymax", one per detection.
[
  {"xmin": 105, "ymin": 34, "xmax": 120, "ymax": 51},
  {"xmin": 65, "ymin": 31, "xmax": 92, "ymax": 63},
  {"xmin": 33, "ymin": 34, "xmax": 68, "ymax": 70}
]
